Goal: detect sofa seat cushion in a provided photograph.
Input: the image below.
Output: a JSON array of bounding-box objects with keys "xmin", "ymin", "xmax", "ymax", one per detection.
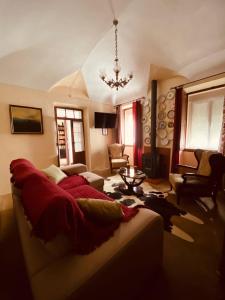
[
  {"xmin": 79, "ymin": 171, "xmax": 104, "ymax": 191},
  {"xmin": 58, "ymin": 175, "xmax": 89, "ymax": 190}
]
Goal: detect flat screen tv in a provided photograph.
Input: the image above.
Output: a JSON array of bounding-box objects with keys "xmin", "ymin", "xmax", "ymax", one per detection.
[{"xmin": 95, "ymin": 112, "xmax": 117, "ymax": 128}]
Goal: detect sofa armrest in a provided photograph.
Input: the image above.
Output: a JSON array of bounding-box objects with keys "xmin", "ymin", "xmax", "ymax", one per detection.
[{"xmin": 60, "ymin": 164, "xmax": 88, "ymax": 176}]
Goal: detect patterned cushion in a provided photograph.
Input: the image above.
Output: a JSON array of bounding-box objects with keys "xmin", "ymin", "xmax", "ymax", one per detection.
[{"xmin": 197, "ymin": 151, "xmax": 217, "ymax": 176}]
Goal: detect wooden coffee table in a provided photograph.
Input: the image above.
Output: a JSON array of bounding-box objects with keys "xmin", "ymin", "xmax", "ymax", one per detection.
[{"xmin": 118, "ymin": 166, "xmax": 146, "ymax": 196}]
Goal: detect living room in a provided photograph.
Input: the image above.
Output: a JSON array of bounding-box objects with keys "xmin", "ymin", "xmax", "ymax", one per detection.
[{"xmin": 1, "ymin": 0, "xmax": 225, "ymax": 299}]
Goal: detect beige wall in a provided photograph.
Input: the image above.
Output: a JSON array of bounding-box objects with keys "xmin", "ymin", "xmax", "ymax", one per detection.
[{"xmin": 0, "ymin": 83, "xmax": 114, "ymax": 202}]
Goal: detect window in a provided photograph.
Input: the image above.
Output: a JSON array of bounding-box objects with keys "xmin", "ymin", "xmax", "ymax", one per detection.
[
  {"xmin": 185, "ymin": 87, "xmax": 224, "ymax": 150},
  {"xmin": 123, "ymin": 107, "xmax": 134, "ymax": 145}
]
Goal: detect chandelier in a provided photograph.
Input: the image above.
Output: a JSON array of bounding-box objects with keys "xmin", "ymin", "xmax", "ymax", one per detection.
[{"xmin": 100, "ymin": 19, "xmax": 133, "ymax": 90}]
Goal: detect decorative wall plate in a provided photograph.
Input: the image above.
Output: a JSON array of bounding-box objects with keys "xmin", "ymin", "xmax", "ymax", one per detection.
[
  {"xmin": 144, "ymin": 137, "xmax": 150, "ymax": 145},
  {"xmin": 145, "ymin": 112, "xmax": 151, "ymax": 120},
  {"xmin": 159, "ymin": 103, "xmax": 166, "ymax": 111},
  {"xmin": 144, "ymin": 105, "xmax": 150, "ymax": 114},
  {"xmin": 158, "ymin": 95, "xmax": 166, "ymax": 104},
  {"xmin": 166, "ymin": 89, "xmax": 175, "ymax": 100},
  {"xmin": 167, "ymin": 110, "xmax": 175, "ymax": 119},
  {"xmin": 158, "ymin": 111, "xmax": 166, "ymax": 120},
  {"xmin": 168, "ymin": 121, "xmax": 174, "ymax": 128},
  {"xmin": 144, "ymin": 98, "xmax": 150, "ymax": 107},
  {"xmin": 144, "ymin": 125, "xmax": 150, "ymax": 133},
  {"xmin": 168, "ymin": 131, "xmax": 173, "ymax": 140},
  {"xmin": 161, "ymin": 137, "xmax": 169, "ymax": 146},
  {"xmin": 142, "ymin": 116, "xmax": 147, "ymax": 123},
  {"xmin": 158, "ymin": 121, "xmax": 166, "ymax": 129},
  {"xmin": 158, "ymin": 128, "xmax": 167, "ymax": 139}
]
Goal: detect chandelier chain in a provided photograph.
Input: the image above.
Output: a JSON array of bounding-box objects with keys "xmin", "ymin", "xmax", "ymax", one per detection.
[
  {"xmin": 115, "ymin": 25, "xmax": 118, "ymax": 62},
  {"xmin": 99, "ymin": 18, "xmax": 133, "ymax": 90}
]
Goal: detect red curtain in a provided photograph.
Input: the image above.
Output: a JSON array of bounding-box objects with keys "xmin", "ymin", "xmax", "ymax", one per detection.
[
  {"xmin": 133, "ymin": 101, "xmax": 143, "ymax": 168},
  {"xmin": 115, "ymin": 105, "xmax": 121, "ymax": 143},
  {"xmin": 171, "ymin": 87, "xmax": 185, "ymax": 172}
]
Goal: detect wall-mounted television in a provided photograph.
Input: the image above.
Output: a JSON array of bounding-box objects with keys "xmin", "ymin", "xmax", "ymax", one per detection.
[{"xmin": 94, "ymin": 112, "xmax": 117, "ymax": 128}]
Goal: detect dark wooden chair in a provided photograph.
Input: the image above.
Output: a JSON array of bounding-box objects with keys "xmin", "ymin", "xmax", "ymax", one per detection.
[{"xmin": 169, "ymin": 149, "xmax": 225, "ymax": 206}]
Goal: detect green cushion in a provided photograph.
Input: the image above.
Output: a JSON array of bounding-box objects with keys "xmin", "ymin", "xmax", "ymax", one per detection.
[{"xmin": 77, "ymin": 198, "xmax": 124, "ymax": 223}]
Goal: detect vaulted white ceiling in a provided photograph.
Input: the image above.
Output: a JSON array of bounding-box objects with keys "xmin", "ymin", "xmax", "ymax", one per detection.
[{"xmin": 0, "ymin": 0, "xmax": 225, "ymax": 104}]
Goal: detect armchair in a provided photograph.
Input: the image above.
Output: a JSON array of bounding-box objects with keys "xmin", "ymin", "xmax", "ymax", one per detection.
[
  {"xmin": 169, "ymin": 149, "xmax": 225, "ymax": 206},
  {"xmin": 108, "ymin": 143, "xmax": 129, "ymax": 173}
]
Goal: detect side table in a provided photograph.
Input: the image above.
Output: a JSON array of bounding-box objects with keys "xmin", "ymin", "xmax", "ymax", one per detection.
[{"xmin": 118, "ymin": 166, "xmax": 146, "ymax": 196}]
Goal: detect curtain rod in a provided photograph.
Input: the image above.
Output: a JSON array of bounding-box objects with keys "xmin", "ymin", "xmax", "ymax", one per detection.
[
  {"xmin": 114, "ymin": 96, "xmax": 145, "ymax": 107},
  {"xmin": 173, "ymin": 71, "xmax": 225, "ymax": 89}
]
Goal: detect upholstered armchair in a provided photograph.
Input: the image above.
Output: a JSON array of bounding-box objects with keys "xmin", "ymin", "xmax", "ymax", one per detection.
[
  {"xmin": 169, "ymin": 149, "xmax": 225, "ymax": 206},
  {"xmin": 108, "ymin": 143, "xmax": 129, "ymax": 173}
]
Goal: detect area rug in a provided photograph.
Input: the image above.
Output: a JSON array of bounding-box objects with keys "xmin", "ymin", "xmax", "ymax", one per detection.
[{"xmin": 104, "ymin": 175, "xmax": 204, "ymax": 243}]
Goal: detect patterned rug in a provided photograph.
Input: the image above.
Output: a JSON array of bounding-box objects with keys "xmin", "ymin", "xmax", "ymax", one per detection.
[{"xmin": 104, "ymin": 175, "xmax": 204, "ymax": 242}]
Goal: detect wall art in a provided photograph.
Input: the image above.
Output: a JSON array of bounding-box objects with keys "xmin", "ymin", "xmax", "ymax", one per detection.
[{"xmin": 9, "ymin": 105, "xmax": 43, "ymax": 134}]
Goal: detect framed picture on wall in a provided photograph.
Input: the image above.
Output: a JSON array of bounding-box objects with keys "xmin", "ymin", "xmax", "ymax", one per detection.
[{"xmin": 9, "ymin": 105, "xmax": 44, "ymax": 134}]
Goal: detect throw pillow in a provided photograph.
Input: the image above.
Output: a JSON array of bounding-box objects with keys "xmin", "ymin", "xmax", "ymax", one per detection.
[
  {"xmin": 42, "ymin": 164, "xmax": 67, "ymax": 184},
  {"xmin": 77, "ymin": 198, "xmax": 124, "ymax": 223},
  {"xmin": 197, "ymin": 151, "xmax": 217, "ymax": 176}
]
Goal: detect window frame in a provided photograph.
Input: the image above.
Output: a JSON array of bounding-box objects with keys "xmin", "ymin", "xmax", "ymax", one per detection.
[
  {"xmin": 123, "ymin": 106, "xmax": 134, "ymax": 146},
  {"xmin": 183, "ymin": 86, "xmax": 225, "ymax": 151}
]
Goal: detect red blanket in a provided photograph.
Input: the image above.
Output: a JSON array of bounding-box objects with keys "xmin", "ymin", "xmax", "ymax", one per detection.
[{"xmin": 10, "ymin": 158, "xmax": 46, "ymax": 188}]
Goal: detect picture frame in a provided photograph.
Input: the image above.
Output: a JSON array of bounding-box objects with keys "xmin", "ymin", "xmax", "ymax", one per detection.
[{"xmin": 9, "ymin": 105, "xmax": 44, "ymax": 134}]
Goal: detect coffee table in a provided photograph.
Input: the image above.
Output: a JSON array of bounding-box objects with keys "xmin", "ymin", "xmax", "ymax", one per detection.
[{"xmin": 118, "ymin": 166, "xmax": 146, "ymax": 196}]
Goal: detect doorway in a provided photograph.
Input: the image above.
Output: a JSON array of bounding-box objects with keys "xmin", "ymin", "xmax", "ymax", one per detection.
[{"xmin": 55, "ymin": 107, "xmax": 85, "ymax": 166}]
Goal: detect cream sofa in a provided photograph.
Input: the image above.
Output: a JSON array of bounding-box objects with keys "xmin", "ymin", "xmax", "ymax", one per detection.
[{"xmin": 12, "ymin": 163, "xmax": 163, "ymax": 300}]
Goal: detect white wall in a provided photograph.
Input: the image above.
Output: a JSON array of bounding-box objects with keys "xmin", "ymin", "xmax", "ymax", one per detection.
[{"xmin": 0, "ymin": 83, "xmax": 114, "ymax": 202}]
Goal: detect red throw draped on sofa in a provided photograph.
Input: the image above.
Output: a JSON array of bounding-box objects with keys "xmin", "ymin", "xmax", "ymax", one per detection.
[{"xmin": 133, "ymin": 100, "xmax": 143, "ymax": 168}]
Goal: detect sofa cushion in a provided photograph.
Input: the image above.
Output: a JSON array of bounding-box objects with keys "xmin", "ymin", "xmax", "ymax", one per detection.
[
  {"xmin": 77, "ymin": 198, "xmax": 124, "ymax": 224},
  {"xmin": 60, "ymin": 163, "xmax": 87, "ymax": 176},
  {"xmin": 42, "ymin": 164, "xmax": 67, "ymax": 184}
]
